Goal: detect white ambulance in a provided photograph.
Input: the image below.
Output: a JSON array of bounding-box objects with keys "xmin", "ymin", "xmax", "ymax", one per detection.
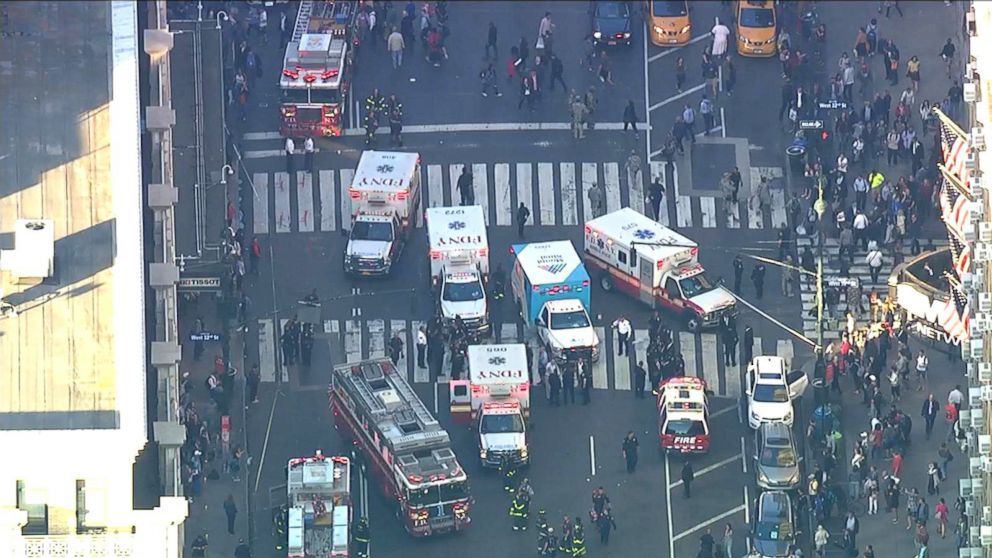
[
  {"xmin": 343, "ymin": 151, "xmax": 422, "ymax": 276},
  {"xmin": 583, "ymin": 208, "xmax": 737, "ymax": 332},
  {"xmin": 657, "ymin": 377, "xmax": 711, "ymax": 454},
  {"xmin": 426, "ymin": 206, "xmax": 489, "ymax": 333},
  {"xmin": 449, "ymin": 344, "xmax": 530, "ymax": 468}
]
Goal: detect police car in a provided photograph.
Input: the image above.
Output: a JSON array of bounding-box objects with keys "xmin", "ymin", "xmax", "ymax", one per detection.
[{"xmin": 657, "ymin": 377, "xmax": 710, "ymax": 454}]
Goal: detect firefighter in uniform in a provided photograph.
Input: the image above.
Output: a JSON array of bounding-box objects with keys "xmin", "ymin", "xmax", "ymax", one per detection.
[
  {"xmin": 536, "ymin": 509, "xmax": 549, "ymax": 533},
  {"xmin": 509, "ymin": 493, "xmax": 529, "ymax": 531},
  {"xmin": 539, "ymin": 527, "xmax": 557, "ymax": 556},
  {"xmin": 571, "ymin": 517, "xmax": 587, "ymax": 557},
  {"xmin": 364, "ymin": 88, "xmax": 387, "ymax": 147},
  {"xmin": 500, "ymin": 453, "xmax": 517, "ymax": 492},
  {"xmin": 272, "ymin": 505, "xmax": 288, "ymax": 553},
  {"xmin": 353, "ymin": 516, "xmax": 371, "ymax": 558},
  {"xmin": 387, "ymin": 95, "xmax": 404, "ymax": 147}
]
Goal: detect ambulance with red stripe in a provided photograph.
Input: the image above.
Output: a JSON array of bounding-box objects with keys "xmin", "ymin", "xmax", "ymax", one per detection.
[
  {"xmin": 450, "ymin": 344, "xmax": 530, "ymax": 468},
  {"xmin": 583, "ymin": 208, "xmax": 737, "ymax": 332},
  {"xmin": 657, "ymin": 377, "xmax": 711, "ymax": 454}
]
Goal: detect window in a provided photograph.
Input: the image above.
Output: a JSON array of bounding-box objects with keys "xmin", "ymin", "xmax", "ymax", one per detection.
[
  {"xmin": 76, "ymin": 479, "xmax": 108, "ymax": 533},
  {"xmin": 665, "ymin": 278, "xmax": 681, "ymax": 298},
  {"xmin": 618, "ymin": 251, "xmax": 627, "ymax": 265},
  {"xmin": 16, "ymin": 480, "xmax": 48, "ymax": 535}
]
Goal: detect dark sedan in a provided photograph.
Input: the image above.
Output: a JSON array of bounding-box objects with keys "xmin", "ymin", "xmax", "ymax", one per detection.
[
  {"xmin": 752, "ymin": 491, "xmax": 797, "ymax": 557},
  {"xmin": 590, "ymin": 1, "xmax": 633, "ymax": 47}
]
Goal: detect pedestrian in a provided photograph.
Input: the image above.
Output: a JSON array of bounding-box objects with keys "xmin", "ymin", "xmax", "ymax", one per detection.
[
  {"xmin": 699, "ymin": 529, "xmax": 715, "ymax": 556},
  {"xmin": 246, "ymin": 363, "xmax": 260, "ymax": 405},
  {"xmin": 284, "ymin": 136, "xmax": 295, "ymax": 174},
  {"xmin": 733, "ymin": 256, "xmax": 744, "ymax": 293},
  {"xmin": 622, "ymin": 431, "xmax": 639, "ymax": 473},
  {"xmin": 915, "ymin": 349, "xmax": 928, "ymax": 392},
  {"xmin": 580, "ymin": 362, "xmax": 592, "ymax": 405},
  {"xmin": 587, "ymin": 181, "xmax": 606, "ymax": 218},
  {"xmin": 723, "ymin": 523, "xmax": 734, "ymax": 558},
  {"xmin": 234, "ymin": 538, "xmax": 252, "ymax": 558},
  {"xmin": 485, "ymin": 22, "xmax": 498, "ymax": 60},
  {"xmin": 597, "ymin": 50, "xmax": 613, "ymax": 85},
  {"xmin": 248, "ymin": 236, "xmax": 262, "ymax": 276},
  {"xmin": 927, "ymin": 462, "xmax": 942, "ymax": 495},
  {"xmin": 682, "ymin": 103, "xmax": 696, "ymax": 139},
  {"xmin": 750, "ymin": 264, "xmax": 766, "ymax": 299},
  {"xmin": 938, "ymin": 442, "xmax": 954, "ymax": 480},
  {"xmin": 935, "ymin": 497, "xmax": 949, "ymax": 538},
  {"xmin": 457, "ymin": 165, "xmax": 474, "ymax": 206},
  {"xmin": 866, "ymin": 242, "xmax": 883, "ymax": 283},
  {"xmin": 190, "ymin": 533, "xmax": 208, "ymax": 557},
  {"xmin": 814, "ymin": 524, "xmax": 829, "ymax": 557},
  {"xmin": 648, "ymin": 175, "xmax": 665, "ymax": 222},
  {"xmin": 280, "ymin": 10, "xmax": 291, "ymax": 48},
  {"xmin": 303, "ymin": 136, "xmax": 315, "ymax": 174},
  {"xmin": 623, "ymin": 100, "xmax": 638, "ymax": 135},
  {"xmin": 479, "ymin": 63, "xmax": 502, "ymax": 97},
  {"xmin": 548, "ymin": 366, "xmax": 561, "ymax": 405},
  {"xmin": 680, "ymin": 461, "xmax": 694, "ymax": 498},
  {"xmin": 612, "ymin": 315, "xmax": 632, "ymax": 357},
  {"xmin": 386, "ymin": 96, "xmax": 404, "ymax": 147},
  {"xmin": 700, "ymin": 94, "xmax": 715, "ymax": 135},
  {"xmin": 518, "ymin": 71, "xmax": 536, "ymax": 111},
  {"xmin": 675, "ymin": 56, "xmax": 686, "ymax": 93},
  {"xmin": 516, "ymin": 202, "xmax": 530, "ymax": 238},
  {"xmin": 549, "ymin": 53, "xmax": 566, "ymax": 91},
  {"xmin": 386, "ymin": 26, "xmax": 405, "ymax": 68},
  {"xmin": 415, "ymin": 325, "xmax": 427, "ymax": 369},
  {"xmin": 633, "ymin": 361, "xmax": 647, "ymax": 398},
  {"xmin": 224, "ymin": 494, "xmax": 238, "ymax": 535}
]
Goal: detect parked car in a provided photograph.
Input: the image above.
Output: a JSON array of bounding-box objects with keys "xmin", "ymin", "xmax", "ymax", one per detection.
[
  {"xmin": 752, "ymin": 491, "xmax": 797, "ymax": 557},
  {"xmin": 755, "ymin": 422, "xmax": 800, "ymax": 490}
]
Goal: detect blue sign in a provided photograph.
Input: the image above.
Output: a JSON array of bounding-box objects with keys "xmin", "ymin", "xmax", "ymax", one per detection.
[{"xmin": 190, "ymin": 332, "xmax": 223, "ymax": 342}]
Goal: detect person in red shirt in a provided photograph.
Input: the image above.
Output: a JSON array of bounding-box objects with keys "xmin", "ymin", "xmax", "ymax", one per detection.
[{"xmin": 891, "ymin": 450, "xmax": 903, "ymax": 477}]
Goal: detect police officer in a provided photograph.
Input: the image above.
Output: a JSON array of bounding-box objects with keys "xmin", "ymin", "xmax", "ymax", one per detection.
[
  {"xmin": 633, "ymin": 360, "xmax": 647, "ymax": 398},
  {"xmin": 733, "ymin": 255, "xmax": 744, "ymax": 293},
  {"xmin": 751, "ymin": 264, "xmax": 767, "ymax": 300},
  {"xmin": 509, "ymin": 493, "xmax": 529, "ymax": 531},
  {"xmin": 572, "ymin": 517, "xmax": 588, "ymax": 557},
  {"xmin": 300, "ymin": 322, "xmax": 315, "ymax": 367},
  {"xmin": 353, "ymin": 516, "xmax": 371, "ymax": 558},
  {"xmin": 387, "ymin": 95, "xmax": 404, "ymax": 147}
]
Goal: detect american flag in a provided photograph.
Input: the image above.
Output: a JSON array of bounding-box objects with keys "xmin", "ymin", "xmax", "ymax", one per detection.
[
  {"xmin": 940, "ymin": 186, "xmax": 971, "ymax": 241},
  {"xmin": 940, "ymin": 117, "xmax": 970, "ymax": 185},
  {"xmin": 948, "ymin": 234, "xmax": 972, "ymax": 276},
  {"xmin": 939, "ymin": 283, "xmax": 971, "ymax": 344}
]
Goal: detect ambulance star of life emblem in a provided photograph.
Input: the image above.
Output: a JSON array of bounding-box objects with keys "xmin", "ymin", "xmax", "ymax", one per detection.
[
  {"xmin": 633, "ymin": 229, "xmax": 656, "ymax": 240},
  {"xmin": 376, "ymin": 164, "xmax": 394, "ymax": 174},
  {"xmin": 488, "ymin": 356, "xmax": 506, "ymax": 366},
  {"xmin": 449, "ymin": 221, "xmax": 466, "ymax": 230}
]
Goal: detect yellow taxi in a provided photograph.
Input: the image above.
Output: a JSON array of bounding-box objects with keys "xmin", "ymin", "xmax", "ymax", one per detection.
[
  {"xmin": 735, "ymin": 0, "xmax": 777, "ymax": 57},
  {"xmin": 646, "ymin": 0, "xmax": 691, "ymax": 46}
]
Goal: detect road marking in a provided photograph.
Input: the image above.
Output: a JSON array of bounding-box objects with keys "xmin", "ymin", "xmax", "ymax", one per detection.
[
  {"xmin": 340, "ymin": 169, "xmax": 355, "ymax": 229},
  {"xmin": 741, "ymin": 437, "xmax": 748, "ymax": 474},
  {"xmin": 676, "ymin": 195, "xmax": 692, "ymax": 228},
  {"xmin": 296, "ymin": 171, "xmax": 314, "ymax": 232},
  {"xmin": 614, "ymin": 343, "xmax": 632, "ymax": 391},
  {"xmin": 648, "ymin": 32, "xmax": 713, "ymax": 62},
  {"xmin": 516, "ymin": 163, "xmax": 534, "ymax": 223},
  {"xmin": 701, "ymin": 333, "xmax": 719, "ymax": 393},
  {"xmin": 258, "ymin": 318, "xmax": 276, "ymax": 381},
  {"xmin": 725, "ymin": 361, "xmax": 741, "ymax": 399},
  {"xmin": 700, "ymin": 196, "xmax": 716, "ymax": 228},
  {"xmin": 752, "ymin": 336, "xmax": 763, "ymax": 360},
  {"xmin": 581, "ymin": 162, "xmax": 597, "ymax": 223},
  {"xmin": 427, "ymin": 164, "xmax": 444, "ymax": 207},
  {"xmin": 368, "ymin": 319, "xmax": 386, "ymax": 358},
  {"xmin": 391, "ymin": 320, "xmax": 410, "ymax": 382},
  {"xmin": 672, "ymin": 505, "xmax": 747, "ymax": 542},
  {"xmin": 274, "ymin": 171, "xmax": 291, "ymax": 233},
  {"xmin": 649, "ymin": 83, "xmax": 707, "ymax": 112},
  {"xmin": 744, "ymin": 485, "xmax": 750, "ymax": 524},
  {"xmin": 589, "ymin": 435, "xmax": 597, "ymax": 476},
  {"xmin": 665, "ymin": 456, "xmax": 676, "ymax": 558},
  {"xmin": 494, "ymin": 163, "xmax": 512, "ymax": 226},
  {"xmin": 725, "ymin": 199, "xmax": 741, "ymax": 228},
  {"xmin": 711, "ymin": 405, "xmax": 737, "ymax": 419},
  {"xmin": 500, "ymin": 323, "xmax": 519, "ymax": 344},
  {"xmin": 319, "ymin": 170, "xmax": 336, "ymax": 231},
  {"xmin": 650, "ymin": 162, "xmax": 669, "ymax": 226},
  {"xmin": 244, "ymin": 149, "xmax": 284, "ymax": 159},
  {"xmin": 604, "ymin": 162, "xmax": 621, "ymax": 213},
  {"xmin": 679, "ymin": 332, "xmax": 698, "ymax": 379},
  {"xmin": 345, "ymin": 319, "xmax": 362, "ymax": 362},
  {"xmin": 448, "ymin": 165, "xmax": 463, "ymax": 206},
  {"xmin": 720, "ymin": 106, "xmax": 727, "ymax": 137},
  {"xmin": 253, "ymin": 173, "xmax": 269, "ymax": 234},
  {"xmin": 538, "ymin": 162, "xmax": 557, "ymax": 226},
  {"xmin": 472, "ymin": 163, "xmax": 490, "ymax": 225},
  {"xmin": 770, "ymin": 188, "xmax": 787, "ymax": 229},
  {"xmin": 414, "ymin": 321, "xmax": 429, "ymax": 384},
  {"xmin": 254, "ymin": 376, "xmax": 281, "ymax": 494},
  {"xmin": 560, "ymin": 163, "xmax": 578, "ymax": 226},
  {"xmin": 777, "ymin": 339, "xmax": 794, "ymax": 371},
  {"xmin": 669, "ymin": 453, "xmax": 742, "ymax": 488},
  {"xmin": 746, "ymin": 200, "xmax": 764, "ymax": 229},
  {"xmin": 592, "ymin": 326, "xmax": 608, "ymax": 389}
]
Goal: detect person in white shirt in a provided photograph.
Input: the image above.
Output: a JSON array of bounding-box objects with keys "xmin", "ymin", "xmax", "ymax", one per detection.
[
  {"xmin": 284, "ymin": 137, "xmax": 295, "ymax": 173},
  {"xmin": 416, "ymin": 326, "xmax": 428, "ymax": 369},
  {"xmin": 915, "ymin": 350, "xmax": 928, "ymax": 392},
  {"xmin": 711, "ymin": 22, "xmax": 730, "ymax": 57},
  {"xmin": 612, "ymin": 316, "xmax": 632, "ymax": 357},
  {"xmin": 948, "ymin": 385, "xmax": 964, "ymax": 411},
  {"xmin": 304, "ymin": 137, "xmax": 315, "ymax": 173}
]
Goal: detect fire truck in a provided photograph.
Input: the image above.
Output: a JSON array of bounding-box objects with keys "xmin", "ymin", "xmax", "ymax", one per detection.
[
  {"xmin": 285, "ymin": 452, "xmax": 351, "ymax": 558},
  {"xmin": 329, "ymin": 358, "xmax": 472, "ymax": 537},
  {"xmin": 657, "ymin": 377, "xmax": 711, "ymax": 454},
  {"xmin": 584, "ymin": 207, "xmax": 737, "ymax": 332},
  {"xmin": 280, "ymin": 0, "xmax": 358, "ymax": 138}
]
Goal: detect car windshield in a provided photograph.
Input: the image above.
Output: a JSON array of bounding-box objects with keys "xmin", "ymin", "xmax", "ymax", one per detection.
[
  {"xmin": 351, "ymin": 221, "xmax": 394, "ymax": 242},
  {"xmin": 442, "ymin": 280, "xmax": 484, "ymax": 302},
  {"xmin": 760, "ymin": 445, "xmax": 797, "ymax": 468},
  {"xmin": 740, "ymin": 8, "xmax": 775, "ymax": 28},
  {"xmin": 406, "ymin": 480, "xmax": 471, "ymax": 507},
  {"xmin": 596, "ymin": 2, "xmax": 629, "ymax": 18},
  {"xmin": 664, "ymin": 419, "xmax": 705, "ymax": 436},
  {"xmin": 549, "ymin": 310, "xmax": 591, "ymax": 330},
  {"xmin": 678, "ymin": 274, "xmax": 716, "ymax": 298},
  {"xmin": 653, "ymin": 0, "xmax": 687, "ymax": 17},
  {"xmin": 480, "ymin": 413, "xmax": 525, "ymax": 434},
  {"xmin": 753, "ymin": 383, "xmax": 790, "ymax": 403},
  {"xmin": 755, "ymin": 519, "xmax": 793, "ymax": 541}
]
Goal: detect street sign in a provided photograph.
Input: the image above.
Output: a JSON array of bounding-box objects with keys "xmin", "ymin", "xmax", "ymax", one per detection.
[
  {"xmin": 799, "ymin": 119, "xmax": 824, "ymax": 130},
  {"xmin": 177, "ymin": 277, "xmax": 221, "ymax": 290},
  {"xmin": 817, "ymin": 100, "xmax": 848, "ymax": 110},
  {"xmin": 190, "ymin": 332, "xmax": 223, "ymax": 342}
]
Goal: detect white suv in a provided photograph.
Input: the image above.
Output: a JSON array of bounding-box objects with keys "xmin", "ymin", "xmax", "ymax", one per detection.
[{"xmin": 746, "ymin": 356, "xmax": 805, "ymax": 429}]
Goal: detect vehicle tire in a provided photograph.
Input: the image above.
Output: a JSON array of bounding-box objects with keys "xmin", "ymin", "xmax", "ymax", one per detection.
[
  {"xmin": 599, "ymin": 274, "xmax": 614, "ymax": 292},
  {"xmin": 685, "ymin": 313, "xmax": 701, "ymax": 333}
]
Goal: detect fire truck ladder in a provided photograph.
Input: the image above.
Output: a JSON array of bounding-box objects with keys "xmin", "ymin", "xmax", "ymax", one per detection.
[{"xmin": 292, "ymin": 0, "xmax": 345, "ymax": 43}]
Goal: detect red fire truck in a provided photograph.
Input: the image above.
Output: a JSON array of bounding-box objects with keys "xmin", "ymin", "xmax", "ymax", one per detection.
[
  {"xmin": 280, "ymin": 0, "xmax": 358, "ymax": 138},
  {"xmin": 329, "ymin": 358, "xmax": 472, "ymax": 537}
]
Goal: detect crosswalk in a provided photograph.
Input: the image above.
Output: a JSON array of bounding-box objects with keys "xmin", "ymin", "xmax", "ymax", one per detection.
[
  {"xmin": 248, "ymin": 161, "xmax": 789, "ymax": 234},
  {"xmin": 258, "ymin": 317, "xmax": 800, "ymax": 399},
  {"xmin": 796, "ymin": 237, "xmax": 949, "ymax": 342}
]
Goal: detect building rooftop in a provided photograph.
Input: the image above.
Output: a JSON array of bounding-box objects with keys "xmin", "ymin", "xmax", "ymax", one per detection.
[{"xmin": 0, "ymin": 1, "xmax": 146, "ymax": 434}]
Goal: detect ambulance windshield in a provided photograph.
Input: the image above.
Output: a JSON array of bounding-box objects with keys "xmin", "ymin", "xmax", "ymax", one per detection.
[
  {"xmin": 550, "ymin": 310, "xmax": 591, "ymax": 330},
  {"xmin": 480, "ymin": 413, "xmax": 525, "ymax": 434},
  {"xmin": 442, "ymin": 279, "xmax": 484, "ymax": 302},
  {"xmin": 351, "ymin": 221, "xmax": 394, "ymax": 241},
  {"xmin": 678, "ymin": 274, "xmax": 716, "ymax": 298}
]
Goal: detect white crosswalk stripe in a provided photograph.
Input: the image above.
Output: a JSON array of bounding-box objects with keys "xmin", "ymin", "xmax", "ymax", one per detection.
[{"xmin": 247, "ymin": 163, "xmax": 781, "ymax": 234}]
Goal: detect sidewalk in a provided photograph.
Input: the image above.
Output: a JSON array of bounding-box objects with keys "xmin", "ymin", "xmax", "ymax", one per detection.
[{"xmin": 179, "ymin": 293, "xmax": 250, "ymax": 558}]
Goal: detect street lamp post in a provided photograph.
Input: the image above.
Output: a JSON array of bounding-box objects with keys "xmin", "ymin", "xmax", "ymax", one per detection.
[{"xmin": 813, "ymin": 173, "xmax": 827, "ymax": 380}]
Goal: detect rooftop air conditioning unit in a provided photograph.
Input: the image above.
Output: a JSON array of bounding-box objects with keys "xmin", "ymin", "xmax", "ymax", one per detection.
[
  {"xmin": 972, "ymin": 457, "xmax": 984, "ymax": 477},
  {"xmin": 983, "ymin": 363, "xmax": 992, "ymax": 383},
  {"xmin": 967, "ymin": 149, "xmax": 979, "ymax": 170},
  {"xmin": 980, "ymin": 293, "xmax": 992, "ymax": 313},
  {"xmin": 981, "ymin": 525, "xmax": 992, "ymax": 546},
  {"xmin": 965, "ymin": 82, "xmax": 979, "ymax": 103},
  {"xmin": 973, "ymin": 128, "xmax": 986, "ymax": 151},
  {"xmin": 980, "ymin": 435, "xmax": 992, "ymax": 456},
  {"xmin": 972, "ymin": 408, "xmax": 987, "ymax": 432},
  {"xmin": 0, "ymin": 219, "xmax": 55, "ymax": 286},
  {"xmin": 962, "ymin": 478, "xmax": 975, "ymax": 498}
]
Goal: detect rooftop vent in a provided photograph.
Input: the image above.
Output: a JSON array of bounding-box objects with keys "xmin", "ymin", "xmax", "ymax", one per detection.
[{"xmin": 0, "ymin": 219, "xmax": 54, "ymax": 285}]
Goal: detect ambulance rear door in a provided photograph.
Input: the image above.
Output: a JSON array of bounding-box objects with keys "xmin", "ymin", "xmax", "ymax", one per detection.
[{"xmin": 637, "ymin": 253, "xmax": 656, "ymax": 307}]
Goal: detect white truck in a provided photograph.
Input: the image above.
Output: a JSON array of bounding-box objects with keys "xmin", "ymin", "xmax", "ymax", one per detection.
[
  {"xmin": 450, "ymin": 344, "xmax": 530, "ymax": 468},
  {"xmin": 426, "ymin": 205, "xmax": 489, "ymax": 333},
  {"xmin": 286, "ymin": 452, "xmax": 351, "ymax": 558},
  {"xmin": 510, "ymin": 241, "xmax": 600, "ymax": 363},
  {"xmin": 584, "ymin": 208, "xmax": 737, "ymax": 332},
  {"xmin": 344, "ymin": 151, "xmax": 422, "ymax": 276}
]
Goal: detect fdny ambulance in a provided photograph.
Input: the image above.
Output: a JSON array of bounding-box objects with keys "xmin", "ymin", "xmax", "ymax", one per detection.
[
  {"xmin": 584, "ymin": 208, "xmax": 737, "ymax": 333},
  {"xmin": 450, "ymin": 344, "xmax": 530, "ymax": 468},
  {"xmin": 426, "ymin": 206, "xmax": 489, "ymax": 334},
  {"xmin": 510, "ymin": 241, "xmax": 601, "ymax": 363},
  {"xmin": 657, "ymin": 377, "xmax": 711, "ymax": 454},
  {"xmin": 344, "ymin": 151, "xmax": 421, "ymax": 276}
]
